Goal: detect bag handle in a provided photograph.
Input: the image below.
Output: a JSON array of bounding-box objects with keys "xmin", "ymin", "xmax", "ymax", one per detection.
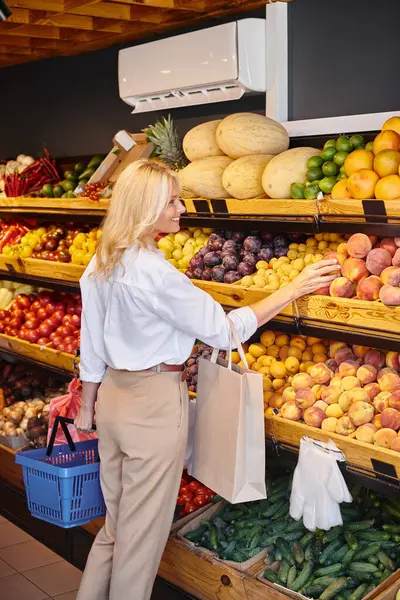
[
  {"xmin": 46, "ymin": 416, "xmax": 97, "ymax": 457},
  {"xmin": 210, "ymin": 318, "xmax": 248, "ymax": 370}
]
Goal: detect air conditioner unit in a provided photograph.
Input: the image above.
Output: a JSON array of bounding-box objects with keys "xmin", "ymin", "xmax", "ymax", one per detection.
[{"xmin": 118, "ymin": 19, "xmax": 266, "ymax": 114}]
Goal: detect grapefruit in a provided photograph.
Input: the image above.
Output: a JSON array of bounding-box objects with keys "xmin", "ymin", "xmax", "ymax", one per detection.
[
  {"xmin": 348, "ymin": 169, "xmax": 379, "ymax": 199},
  {"xmin": 382, "ymin": 117, "xmax": 400, "ymax": 136},
  {"xmin": 344, "ymin": 149, "xmax": 374, "ymax": 176},
  {"xmin": 373, "ymin": 130, "xmax": 400, "ymax": 155},
  {"xmin": 375, "ymin": 175, "xmax": 400, "ymax": 200},
  {"xmin": 331, "ymin": 178, "xmax": 352, "ymax": 199},
  {"xmin": 374, "ymin": 149, "xmax": 400, "ymax": 177}
]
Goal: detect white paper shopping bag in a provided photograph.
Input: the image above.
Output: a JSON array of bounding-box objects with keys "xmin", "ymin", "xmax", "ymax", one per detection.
[{"xmin": 191, "ymin": 321, "xmax": 266, "ymax": 503}]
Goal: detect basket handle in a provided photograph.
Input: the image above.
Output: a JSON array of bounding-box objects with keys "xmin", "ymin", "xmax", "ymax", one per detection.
[{"xmin": 46, "ymin": 416, "xmax": 96, "ymax": 457}]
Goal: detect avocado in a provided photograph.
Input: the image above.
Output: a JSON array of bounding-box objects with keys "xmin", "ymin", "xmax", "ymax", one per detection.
[
  {"xmin": 62, "ymin": 179, "xmax": 75, "ymax": 192},
  {"xmin": 78, "ymin": 168, "xmax": 95, "ymax": 181},
  {"xmin": 74, "ymin": 162, "xmax": 86, "ymax": 175},
  {"xmin": 53, "ymin": 184, "xmax": 64, "ymax": 198},
  {"xmin": 64, "ymin": 170, "xmax": 78, "ymax": 182}
]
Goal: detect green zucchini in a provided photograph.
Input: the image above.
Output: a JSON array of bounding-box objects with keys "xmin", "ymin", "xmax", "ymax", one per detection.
[
  {"xmin": 319, "ymin": 576, "xmax": 348, "ymax": 600},
  {"xmin": 291, "ymin": 559, "xmax": 314, "ymax": 592},
  {"xmin": 343, "ymin": 531, "xmax": 359, "ymax": 550}
]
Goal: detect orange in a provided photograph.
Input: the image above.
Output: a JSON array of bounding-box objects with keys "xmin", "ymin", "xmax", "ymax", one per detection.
[
  {"xmin": 331, "ymin": 178, "xmax": 352, "ymax": 199},
  {"xmin": 374, "ymin": 149, "xmax": 400, "ymax": 177},
  {"xmin": 373, "ymin": 130, "xmax": 400, "ymax": 155},
  {"xmin": 348, "ymin": 169, "xmax": 379, "ymax": 199},
  {"xmin": 344, "ymin": 149, "xmax": 374, "ymax": 175},
  {"xmin": 375, "ymin": 175, "xmax": 400, "ymax": 200},
  {"xmin": 382, "ymin": 116, "xmax": 400, "ymax": 136}
]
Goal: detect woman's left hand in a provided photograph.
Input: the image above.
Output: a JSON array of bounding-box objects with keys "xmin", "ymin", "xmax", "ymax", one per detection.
[{"xmin": 75, "ymin": 406, "xmax": 95, "ymax": 433}]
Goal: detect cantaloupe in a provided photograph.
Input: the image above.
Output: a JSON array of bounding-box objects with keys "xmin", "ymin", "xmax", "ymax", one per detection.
[
  {"xmin": 178, "ymin": 156, "xmax": 233, "ymax": 199},
  {"xmin": 262, "ymin": 147, "xmax": 321, "ymax": 199},
  {"xmin": 222, "ymin": 155, "xmax": 274, "ymax": 199},
  {"xmin": 216, "ymin": 113, "xmax": 289, "ymax": 159},
  {"xmin": 183, "ymin": 120, "xmax": 226, "ymax": 162}
]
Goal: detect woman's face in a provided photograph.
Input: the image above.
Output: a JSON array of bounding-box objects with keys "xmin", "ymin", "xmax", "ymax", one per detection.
[{"xmin": 154, "ymin": 181, "xmax": 186, "ymax": 235}]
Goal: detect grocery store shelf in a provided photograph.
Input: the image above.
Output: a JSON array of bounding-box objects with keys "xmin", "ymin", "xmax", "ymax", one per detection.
[
  {"xmin": 0, "ymin": 334, "xmax": 75, "ymax": 377},
  {"xmin": 0, "ymin": 197, "xmax": 108, "ymax": 222},
  {"xmin": 0, "ymin": 255, "xmax": 84, "ymax": 284}
]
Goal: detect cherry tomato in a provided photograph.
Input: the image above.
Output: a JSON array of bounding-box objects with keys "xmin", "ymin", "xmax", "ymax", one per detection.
[
  {"xmin": 184, "ymin": 502, "xmax": 197, "ymax": 515},
  {"xmin": 193, "ymin": 495, "xmax": 208, "ymax": 507}
]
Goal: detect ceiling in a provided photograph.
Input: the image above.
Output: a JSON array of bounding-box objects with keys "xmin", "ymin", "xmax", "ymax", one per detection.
[{"xmin": 0, "ymin": 0, "xmax": 288, "ymax": 68}]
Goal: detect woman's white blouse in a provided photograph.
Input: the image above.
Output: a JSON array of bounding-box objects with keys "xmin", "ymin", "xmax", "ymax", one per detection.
[{"xmin": 79, "ymin": 245, "xmax": 258, "ymax": 383}]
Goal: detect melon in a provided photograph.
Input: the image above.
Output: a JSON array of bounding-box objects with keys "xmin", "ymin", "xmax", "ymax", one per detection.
[
  {"xmin": 183, "ymin": 120, "xmax": 226, "ymax": 162},
  {"xmin": 262, "ymin": 147, "xmax": 321, "ymax": 199},
  {"xmin": 222, "ymin": 155, "xmax": 274, "ymax": 199},
  {"xmin": 216, "ymin": 113, "xmax": 289, "ymax": 159},
  {"xmin": 178, "ymin": 156, "xmax": 233, "ymax": 199}
]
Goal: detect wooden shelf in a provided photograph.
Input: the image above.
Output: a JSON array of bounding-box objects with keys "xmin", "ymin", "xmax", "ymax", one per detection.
[
  {"xmin": 0, "ymin": 197, "xmax": 108, "ymax": 217},
  {"xmin": 183, "ymin": 197, "xmax": 317, "ymax": 217},
  {"xmin": 0, "ymin": 443, "xmax": 24, "ymax": 491},
  {"xmin": 0, "ymin": 334, "xmax": 75, "ymax": 376},
  {"xmin": 0, "ymin": 256, "xmax": 84, "ymax": 283}
]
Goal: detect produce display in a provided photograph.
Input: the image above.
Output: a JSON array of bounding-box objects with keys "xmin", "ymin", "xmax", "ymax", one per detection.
[
  {"xmin": 0, "ymin": 290, "xmax": 81, "ymax": 354},
  {"xmin": 40, "ymin": 154, "xmax": 105, "ymax": 199},
  {"xmin": 157, "ymin": 227, "xmax": 212, "ymax": 271},
  {"xmin": 177, "ymin": 470, "xmax": 217, "ymax": 517},
  {"xmin": 0, "ymin": 220, "xmax": 101, "ymax": 265},
  {"xmin": 186, "ymin": 344, "xmax": 226, "ymax": 393},
  {"xmin": 290, "ymin": 117, "xmax": 400, "ymax": 200},
  {"xmin": 184, "ymin": 472, "xmax": 400, "ymax": 599}
]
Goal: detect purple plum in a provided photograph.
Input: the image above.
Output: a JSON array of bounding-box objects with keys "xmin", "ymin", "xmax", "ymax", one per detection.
[
  {"xmin": 224, "ymin": 271, "xmax": 242, "ymax": 284},
  {"xmin": 230, "ymin": 232, "xmax": 245, "ymax": 244},
  {"xmin": 211, "ymin": 265, "xmax": 226, "ymax": 282},
  {"xmin": 242, "ymin": 253, "xmax": 257, "ymax": 267},
  {"xmin": 222, "ymin": 254, "xmax": 239, "ymax": 270},
  {"xmin": 275, "ymin": 247, "xmax": 289, "ymax": 258},
  {"xmin": 243, "ymin": 236, "xmax": 262, "ymax": 254},
  {"xmin": 185, "ymin": 269, "xmax": 194, "ymax": 279},
  {"xmin": 208, "ymin": 234, "xmax": 225, "ymax": 251},
  {"xmin": 273, "ymin": 234, "xmax": 289, "ymax": 248},
  {"xmin": 192, "ymin": 267, "xmax": 203, "ymax": 279},
  {"xmin": 261, "ymin": 232, "xmax": 274, "ymax": 244},
  {"xmin": 258, "ymin": 247, "xmax": 273, "ymax": 262},
  {"xmin": 201, "ymin": 268, "xmax": 213, "ymax": 281},
  {"xmin": 196, "ymin": 246, "xmax": 210, "ymax": 258},
  {"xmin": 190, "ymin": 255, "xmax": 204, "ymax": 270},
  {"xmin": 222, "ymin": 240, "xmax": 238, "ymax": 253},
  {"xmin": 237, "ymin": 262, "xmax": 255, "ymax": 277},
  {"xmin": 204, "ymin": 251, "xmax": 222, "ymax": 267}
]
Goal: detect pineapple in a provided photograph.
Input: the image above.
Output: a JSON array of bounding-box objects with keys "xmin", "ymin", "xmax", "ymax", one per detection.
[{"xmin": 143, "ymin": 115, "xmax": 187, "ymax": 171}]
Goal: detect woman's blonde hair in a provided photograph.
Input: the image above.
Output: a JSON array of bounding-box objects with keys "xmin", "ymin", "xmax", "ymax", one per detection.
[{"xmin": 93, "ymin": 159, "xmax": 180, "ymax": 278}]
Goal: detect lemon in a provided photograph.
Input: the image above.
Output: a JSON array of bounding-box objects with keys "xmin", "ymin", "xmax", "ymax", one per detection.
[
  {"xmin": 267, "ymin": 345, "xmax": 280, "ymax": 358},
  {"xmin": 263, "ymin": 377, "xmax": 272, "ymax": 391},
  {"xmin": 270, "ymin": 361, "xmax": 287, "ymax": 379},
  {"xmin": 249, "ymin": 343, "xmax": 267, "ymax": 358},
  {"xmin": 260, "ymin": 331, "xmax": 275, "ymax": 347},
  {"xmin": 231, "ymin": 351, "xmax": 241, "ymax": 364},
  {"xmin": 244, "ymin": 353, "xmax": 256, "ymax": 366},
  {"xmin": 285, "ymin": 357, "xmax": 300, "ymax": 374}
]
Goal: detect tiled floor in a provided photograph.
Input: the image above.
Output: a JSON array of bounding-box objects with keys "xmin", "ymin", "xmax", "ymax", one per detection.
[{"xmin": 0, "ymin": 515, "xmax": 80, "ymax": 600}]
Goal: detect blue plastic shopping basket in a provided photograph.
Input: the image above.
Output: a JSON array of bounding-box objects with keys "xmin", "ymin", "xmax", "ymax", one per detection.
[{"xmin": 16, "ymin": 416, "xmax": 106, "ymax": 528}]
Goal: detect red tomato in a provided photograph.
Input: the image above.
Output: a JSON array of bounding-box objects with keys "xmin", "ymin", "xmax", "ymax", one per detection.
[
  {"xmin": 180, "ymin": 478, "xmax": 187, "ymax": 488},
  {"xmin": 188, "ymin": 481, "xmax": 201, "ymax": 493},
  {"xmin": 16, "ymin": 294, "xmax": 31, "ymax": 309},
  {"xmin": 0, "ymin": 310, "xmax": 8, "ymax": 321},
  {"xmin": 36, "ymin": 307, "xmax": 48, "ymax": 321},
  {"xmin": 0, "ymin": 323, "xmax": 5, "ymax": 333},
  {"xmin": 176, "ymin": 496, "xmax": 186, "ymax": 506},
  {"xmin": 71, "ymin": 314, "xmax": 81, "ymax": 328},
  {"xmin": 37, "ymin": 337, "xmax": 50, "ymax": 345},
  {"xmin": 9, "ymin": 317, "xmax": 22, "ymax": 329},
  {"xmin": 38, "ymin": 322, "xmax": 53, "ymax": 337},
  {"xmin": 195, "ymin": 487, "xmax": 207, "ymax": 496},
  {"xmin": 180, "ymin": 492, "xmax": 194, "ymax": 503},
  {"xmin": 184, "ymin": 502, "xmax": 197, "ymax": 515},
  {"xmin": 8, "ymin": 328, "xmax": 18, "ymax": 337},
  {"xmin": 11, "ymin": 309, "xmax": 24, "ymax": 319},
  {"xmin": 193, "ymin": 495, "xmax": 208, "ymax": 507},
  {"xmin": 62, "ymin": 314, "xmax": 73, "ymax": 326},
  {"xmin": 205, "ymin": 492, "xmax": 214, "ymax": 502},
  {"xmin": 24, "ymin": 311, "xmax": 36, "ymax": 321},
  {"xmin": 30, "ymin": 301, "xmax": 41, "ymax": 313},
  {"xmin": 26, "ymin": 329, "xmax": 40, "ymax": 343},
  {"xmin": 46, "ymin": 302, "xmax": 56, "ymax": 315},
  {"xmin": 179, "ymin": 485, "xmax": 190, "ymax": 495},
  {"xmin": 52, "ymin": 310, "xmax": 65, "ymax": 324},
  {"xmin": 39, "ymin": 292, "xmax": 52, "ymax": 307}
]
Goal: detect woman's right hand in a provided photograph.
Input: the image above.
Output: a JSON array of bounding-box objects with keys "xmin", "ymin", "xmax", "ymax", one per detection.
[{"xmin": 290, "ymin": 259, "xmax": 341, "ymax": 299}]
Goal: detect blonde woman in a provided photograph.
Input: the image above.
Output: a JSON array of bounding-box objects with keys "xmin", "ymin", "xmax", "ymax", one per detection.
[{"xmin": 75, "ymin": 159, "xmax": 338, "ymax": 600}]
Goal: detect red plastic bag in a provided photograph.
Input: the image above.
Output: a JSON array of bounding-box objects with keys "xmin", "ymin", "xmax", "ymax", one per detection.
[{"xmin": 47, "ymin": 378, "xmax": 97, "ymax": 446}]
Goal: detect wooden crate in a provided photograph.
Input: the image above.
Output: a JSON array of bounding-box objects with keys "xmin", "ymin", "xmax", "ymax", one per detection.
[
  {"xmin": 318, "ymin": 197, "xmax": 400, "ymax": 222},
  {"xmin": 0, "ymin": 197, "xmax": 108, "ymax": 217},
  {"xmin": 0, "ymin": 255, "xmax": 85, "ymax": 283},
  {"xmin": 0, "ymin": 443, "xmax": 24, "ymax": 491},
  {"xmin": 266, "ymin": 415, "xmax": 400, "ymax": 479},
  {"xmin": 183, "ymin": 198, "xmax": 317, "ymax": 219},
  {"xmin": 0, "ymin": 334, "xmax": 75, "ymax": 373}
]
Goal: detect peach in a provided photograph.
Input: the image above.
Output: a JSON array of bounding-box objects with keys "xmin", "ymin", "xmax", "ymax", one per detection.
[
  {"xmin": 330, "ymin": 375, "xmax": 342, "ymax": 387},
  {"xmin": 321, "ymin": 417, "xmax": 339, "ymax": 432},
  {"xmin": 389, "ymin": 390, "xmax": 400, "ymax": 411},
  {"xmin": 378, "ymin": 367, "xmax": 397, "ymax": 381},
  {"xmin": 330, "ymin": 277, "xmax": 356, "ymax": 298},
  {"xmin": 380, "ymin": 266, "xmax": 399, "ymax": 284},
  {"xmin": 339, "ymin": 361, "xmax": 359, "ymax": 378},
  {"xmin": 321, "ymin": 385, "xmax": 342, "ymax": 405},
  {"xmin": 330, "ymin": 341, "xmax": 346, "ymax": 359},
  {"xmin": 337, "ymin": 242, "xmax": 349, "ymax": 256},
  {"xmin": 282, "ymin": 387, "xmax": 296, "ymax": 403},
  {"xmin": 380, "ymin": 237, "xmax": 398, "ymax": 257},
  {"xmin": 387, "ymin": 268, "xmax": 400, "ymax": 287},
  {"xmin": 292, "ymin": 373, "xmax": 313, "ymax": 391},
  {"xmin": 312, "ymin": 384, "xmax": 324, "ymax": 400},
  {"xmin": 374, "ymin": 428, "xmax": 398, "ymax": 448},
  {"xmin": 373, "ymin": 391, "xmax": 392, "ymax": 412},
  {"xmin": 315, "ymin": 400, "xmax": 328, "ymax": 412},
  {"xmin": 364, "ymin": 382, "xmax": 381, "ymax": 401},
  {"xmin": 312, "ymin": 286, "xmax": 331, "ymax": 296},
  {"xmin": 379, "ymin": 372, "xmax": 400, "ymax": 392},
  {"xmin": 373, "ymin": 414, "xmax": 382, "ymax": 429},
  {"xmin": 341, "ymin": 376, "xmax": 361, "ymax": 392},
  {"xmin": 365, "ymin": 349, "xmax": 386, "ymax": 369},
  {"xmin": 393, "ymin": 248, "xmax": 400, "ymax": 267},
  {"xmin": 304, "ymin": 406, "xmax": 325, "ymax": 428},
  {"xmin": 353, "ymin": 345, "xmax": 370, "ymax": 359},
  {"xmin": 339, "ymin": 388, "xmax": 369, "ymax": 412},
  {"xmin": 347, "ymin": 233, "xmax": 372, "ymax": 259},
  {"xmin": 357, "ymin": 275, "xmax": 383, "ymax": 301},
  {"xmin": 326, "ymin": 403, "xmax": 343, "ymax": 418},
  {"xmin": 355, "ymin": 423, "xmax": 377, "ymax": 443},
  {"xmin": 295, "ymin": 388, "xmax": 316, "ymax": 409},
  {"xmin": 325, "ymin": 359, "xmax": 338, "ymax": 372},
  {"xmin": 366, "ymin": 248, "xmax": 392, "ymax": 276},
  {"xmin": 391, "ymin": 438, "xmax": 400, "ymax": 451},
  {"xmin": 323, "ymin": 250, "xmax": 347, "ymax": 266},
  {"xmin": 310, "ymin": 363, "xmax": 332, "ymax": 385},
  {"xmin": 336, "ymin": 416, "xmax": 356, "ymax": 436},
  {"xmin": 386, "ymin": 351, "xmax": 400, "ymax": 371},
  {"xmin": 357, "ymin": 364, "xmax": 378, "ymax": 385},
  {"xmin": 380, "ymin": 408, "xmax": 400, "ymax": 431},
  {"xmin": 280, "ymin": 401, "xmax": 302, "ymax": 421},
  {"xmin": 379, "ymin": 284, "xmax": 400, "ymax": 306},
  {"xmin": 338, "ymin": 391, "xmax": 353, "ymax": 413},
  {"xmin": 348, "ymin": 401, "xmax": 375, "ymax": 426},
  {"xmin": 334, "ymin": 346, "xmax": 355, "ymax": 364},
  {"xmin": 369, "ymin": 235, "xmax": 378, "ymax": 246},
  {"xmin": 341, "ymin": 258, "xmax": 369, "ymax": 283}
]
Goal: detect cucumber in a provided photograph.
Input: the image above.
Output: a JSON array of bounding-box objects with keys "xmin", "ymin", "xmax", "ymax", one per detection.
[
  {"xmin": 287, "ymin": 520, "xmax": 306, "ymax": 533},
  {"xmin": 276, "ymin": 538, "xmax": 295, "ymax": 565},
  {"xmin": 272, "ymin": 503, "xmax": 289, "ymax": 521},
  {"xmin": 291, "ymin": 559, "xmax": 314, "ymax": 592},
  {"xmin": 348, "ymin": 562, "xmax": 378, "ymax": 573},
  {"xmin": 383, "ymin": 524, "xmax": 400, "ymax": 533},
  {"xmin": 330, "ymin": 543, "xmax": 350, "ymax": 564},
  {"xmin": 358, "ymin": 531, "xmax": 391, "ymax": 542},
  {"xmin": 292, "ymin": 541, "xmax": 305, "ymax": 565},
  {"xmin": 287, "ymin": 565, "xmax": 297, "ymax": 588},
  {"xmin": 345, "ymin": 520, "xmax": 375, "ymax": 531},
  {"xmin": 312, "ymin": 576, "xmax": 337, "ymax": 588},
  {"xmin": 353, "ymin": 543, "xmax": 381, "ymax": 561},
  {"xmin": 385, "ymin": 502, "xmax": 400, "ymax": 521},
  {"xmin": 348, "ymin": 583, "xmax": 368, "ymax": 600},
  {"xmin": 300, "ymin": 532, "xmax": 315, "ymax": 548},
  {"xmin": 314, "ymin": 563, "xmax": 343, "ymax": 578},
  {"xmin": 305, "ymin": 543, "xmax": 315, "ymax": 562},
  {"xmin": 278, "ymin": 559, "xmax": 291, "ymax": 584},
  {"xmin": 263, "ymin": 568, "xmax": 280, "ymax": 584},
  {"xmin": 347, "ymin": 571, "xmax": 372, "ymax": 583},
  {"xmin": 303, "ymin": 584, "xmax": 324, "ymax": 597},
  {"xmin": 377, "ymin": 550, "xmax": 395, "ymax": 571},
  {"xmin": 232, "ymin": 550, "xmax": 247, "ymax": 562},
  {"xmin": 282, "ymin": 531, "xmax": 305, "ymax": 542},
  {"xmin": 323, "ymin": 527, "xmax": 342, "ymax": 544},
  {"xmin": 319, "ymin": 539, "xmax": 343, "ymax": 564},
  {"xmin": 343, "ymin": 531, "xmax": 359, "ymax": 550},
  {"xmin": 209, "ymin": 524, "xmax": 218, "ymax": 550},
  {"xmin": 343, "ymin": 548, "xmax": 357, "ymax": 565},
  {"xmin": 186, "ymin": 526, "xmax": 207, "ymax": 542},
  {"xmin": 319, "ymin": 576, "xmax": 349, "ymax": 600}
]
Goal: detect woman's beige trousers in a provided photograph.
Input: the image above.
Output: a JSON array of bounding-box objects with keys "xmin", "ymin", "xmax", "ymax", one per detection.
[{"xmin": 77, "ymin": 368, "xmax": 189, "ymax": 600}]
